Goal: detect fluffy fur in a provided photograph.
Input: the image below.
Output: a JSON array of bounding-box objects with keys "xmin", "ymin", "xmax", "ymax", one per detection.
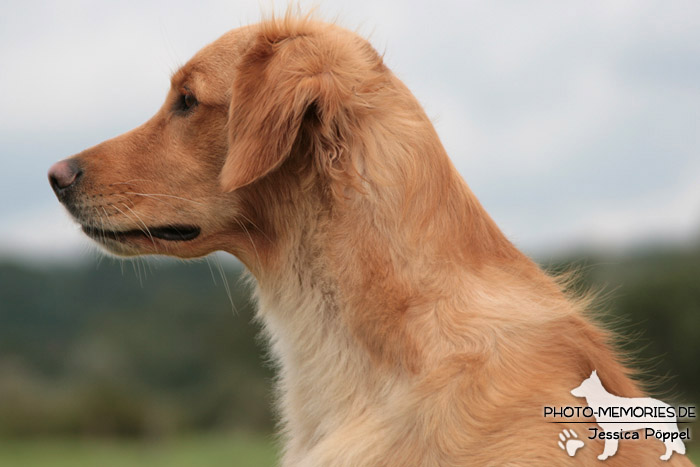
[{"xmin": 50, "ymin": 14, "xmax": 691, "ymax": 466}]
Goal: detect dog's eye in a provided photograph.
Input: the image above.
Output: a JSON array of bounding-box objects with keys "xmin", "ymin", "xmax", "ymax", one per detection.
[
  {"xmin": 174, "ymin": 92, "xmax": 198, "ymax": 114},
  {"xmin": 184, "ymin": 94, "xmax": 197, "ymax": 109}
]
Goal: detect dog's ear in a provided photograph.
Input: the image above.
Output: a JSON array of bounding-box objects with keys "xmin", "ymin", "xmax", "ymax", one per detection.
[{"xmin": 220, "ymin": 31, "xmax": 348, "ymax": 192}]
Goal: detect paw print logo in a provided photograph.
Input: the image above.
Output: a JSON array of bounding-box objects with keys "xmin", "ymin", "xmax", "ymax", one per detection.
[{"xmin": 558, "ymin": 428, "xmax": 584, "ymax": 457}]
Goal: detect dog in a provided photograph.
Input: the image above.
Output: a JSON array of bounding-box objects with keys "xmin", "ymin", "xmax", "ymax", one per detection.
[
  {"xmin": 48, "ymin": 14, "xmax": 692, "ymax": 466},
  {"xmin": 571, "ymin": 370, "xmax": 687, "ymax": 461}
]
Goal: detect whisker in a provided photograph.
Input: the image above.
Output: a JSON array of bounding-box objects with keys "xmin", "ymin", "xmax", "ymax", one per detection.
[
  {"xmin": 214, "ymin": 254, "xmax": 236, "ymax": 314},
  {"xmin": 109, "ymin": 179, "xmax": 154, "ymax": 186},
  {"xmin": 93, "ymin": 207, "xmax": 109, "ymax": 249},
  {"xmin": 109, "ymin": 203, "xmax": 156, "ymax": 249},
  {"xmin": 236, "ymin": 212, "xmax": 272, "ymax": 244},
  {"xmin": 117, "ymin": 202, "xmax": 157, "ymax": 248},
  {"xmin": 111, "ymin": 193, "xmax": 136, "ymax": 209},
  {"xmin": 99, "ymin": 207, "xmax": 112, "ymax": 245},
  {"xmin": 124, "ymin": 191, "xmax": 205, "ymax": 206},
  {"xmin": 138, "ymin": 257, "xmax": 150, "ymax": 282},
  {"xmin": 205, "ymin": 255, "xmax": 218, "ymax": 286},
  {"xmin": 234, "ymin": 217, "xmax": 262, "ymax": 268},
  {"xmin": 130, "ymin": 260, "xmax": 142, "ymax": 287}
]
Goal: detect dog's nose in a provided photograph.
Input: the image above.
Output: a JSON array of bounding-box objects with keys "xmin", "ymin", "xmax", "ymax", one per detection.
[{"xmin": 48, "ymin": 159, "xmax": 83, "ymax": 195}]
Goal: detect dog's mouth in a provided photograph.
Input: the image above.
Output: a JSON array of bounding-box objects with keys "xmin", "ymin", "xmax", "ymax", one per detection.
[{"xmin": 82, "ymin": 224, "xmax": 201, "ymax": 243}]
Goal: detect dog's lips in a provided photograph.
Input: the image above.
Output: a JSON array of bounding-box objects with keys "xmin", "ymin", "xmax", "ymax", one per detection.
[{"xmin": 81, "ymin": 225, "xmax": 201, "ymax": 243}]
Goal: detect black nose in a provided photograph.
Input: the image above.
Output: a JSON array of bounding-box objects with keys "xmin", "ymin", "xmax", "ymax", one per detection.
[{"xmin": 48, "ymin": 159, "xmax": 83, "ymax": 197}]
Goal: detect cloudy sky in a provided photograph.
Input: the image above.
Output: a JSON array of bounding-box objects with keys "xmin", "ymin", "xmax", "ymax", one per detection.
[{"xmin": 2, "ymin": 0, "xmax": 699, "ymax": 262}]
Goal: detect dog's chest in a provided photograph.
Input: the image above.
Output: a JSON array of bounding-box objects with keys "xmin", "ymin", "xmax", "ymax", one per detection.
[{"xmin": 255, "ymin": 280, "xmax": 398, "ymax": 454}]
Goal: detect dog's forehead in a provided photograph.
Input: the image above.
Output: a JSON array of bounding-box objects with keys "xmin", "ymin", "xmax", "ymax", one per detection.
[
  {"xmin": 171, "ymin": 27, "xmax": 256, "ymax": 102},
  {"xmin": 193, "ymin": 26, "xmax": 255, "ymax": 69}
]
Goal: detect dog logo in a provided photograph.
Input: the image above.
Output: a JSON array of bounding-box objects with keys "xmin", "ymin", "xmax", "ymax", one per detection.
[{"xmin": 571, "ymin": 370, "xmax": 687, "ymax": 461}]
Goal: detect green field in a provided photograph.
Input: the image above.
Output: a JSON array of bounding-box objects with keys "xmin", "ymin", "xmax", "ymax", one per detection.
[
  {"xmin": 0, "ymin": 433, "xmax": 278, "ymax": 467},
  {"xmin": 0, "ymin": 433, "xmax": 698, "ymax": 466}
]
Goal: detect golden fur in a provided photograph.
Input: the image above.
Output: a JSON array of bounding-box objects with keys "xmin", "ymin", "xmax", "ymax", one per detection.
[{"xmin": 51, "ymin": 15, "xmax": 691, "ymax": 466}]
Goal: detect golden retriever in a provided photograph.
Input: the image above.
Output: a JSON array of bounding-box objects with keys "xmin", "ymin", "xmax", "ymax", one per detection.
[{"xmin": 48, "ymin": 14, "xmax": 692, "ymax": 466}]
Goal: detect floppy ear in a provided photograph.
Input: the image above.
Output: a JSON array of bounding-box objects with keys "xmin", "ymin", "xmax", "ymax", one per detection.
[{"xmin": 220, "ymin": 33, "xmax": 345, "ymax": 192}]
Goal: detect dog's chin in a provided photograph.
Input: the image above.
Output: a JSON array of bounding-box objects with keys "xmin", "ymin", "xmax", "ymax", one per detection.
[{"xmin": 81, "ymin": 224, "xmax": 202, "ymax": 257}]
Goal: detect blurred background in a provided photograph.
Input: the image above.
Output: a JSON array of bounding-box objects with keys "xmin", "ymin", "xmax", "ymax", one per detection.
[{"xmin": 1, "ymin": 0, "xmax": 699, "ymax": 465}]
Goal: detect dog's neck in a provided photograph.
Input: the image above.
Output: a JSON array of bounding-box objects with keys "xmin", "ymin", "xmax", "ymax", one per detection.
[
  {"xmin": 246, "ymin": 187, "xmax": 382, "ymax": 456},
  {"xmin": 228, "ymin": 107, "xmax": 539, "ymax": 459},
  {"xmin": 233, "ymin": 161, "xmax": 526, "ymax": 457}
]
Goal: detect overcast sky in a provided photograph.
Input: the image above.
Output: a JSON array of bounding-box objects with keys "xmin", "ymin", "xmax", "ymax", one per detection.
[{"xmin": 1, "ymin": 0, "xmax": 699, "ymax": 263}]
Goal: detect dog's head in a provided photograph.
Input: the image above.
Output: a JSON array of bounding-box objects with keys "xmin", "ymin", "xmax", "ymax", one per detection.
[{"xmin": 48, "ymin": 17, "xmax": 388, "ymax": 266}]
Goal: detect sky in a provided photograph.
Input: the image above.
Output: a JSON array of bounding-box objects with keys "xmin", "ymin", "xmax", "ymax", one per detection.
[{"xmin": 1, "ymin": 0, "xmax": 699, "ymax": 263}]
